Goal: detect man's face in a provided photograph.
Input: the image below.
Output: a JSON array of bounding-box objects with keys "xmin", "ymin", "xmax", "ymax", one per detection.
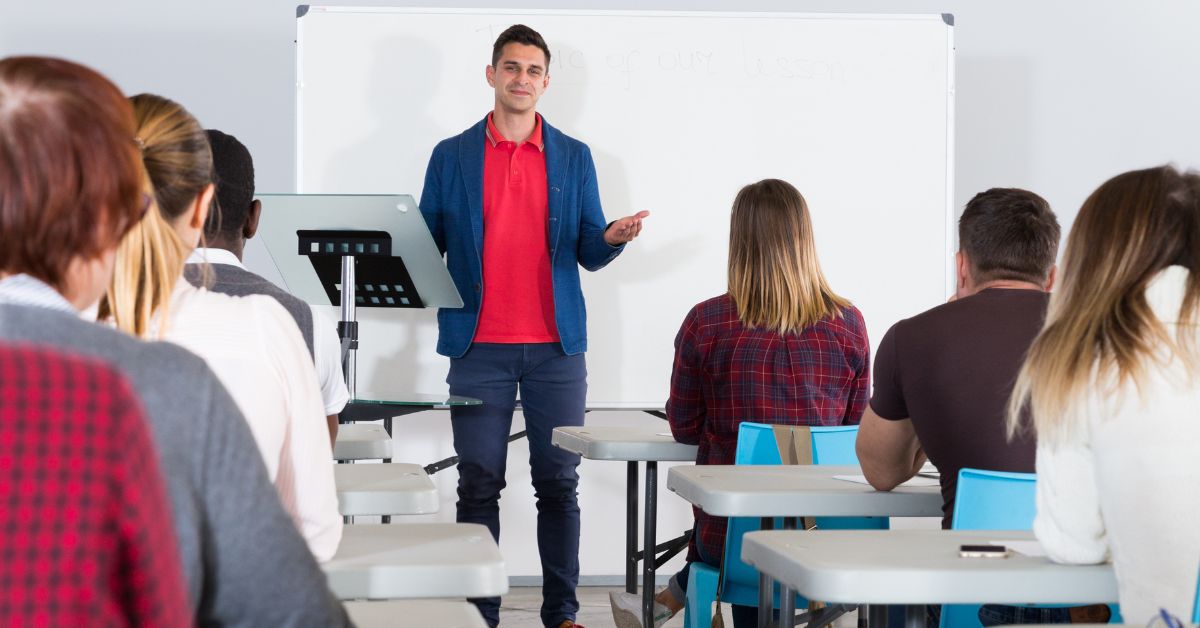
[{"xmin": 486, "ymin": 42, "xmax": 549, "ymax": 115}]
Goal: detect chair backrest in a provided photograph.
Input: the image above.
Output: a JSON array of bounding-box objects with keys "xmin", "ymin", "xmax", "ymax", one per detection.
[
  {"xmin": 1192, "ymin": 562, "xmax": 1199, "ymax": 624},
  {"xmin": 734, "ymin": 422, "xmax": 784, "ymax": 465},
  {"xmin": 950, "ymin": 468, "xmax": 1037, "ymax": 531},
  {"xmin": 809, "ymin": 425, "xmax": 861, "ymax": 465}
]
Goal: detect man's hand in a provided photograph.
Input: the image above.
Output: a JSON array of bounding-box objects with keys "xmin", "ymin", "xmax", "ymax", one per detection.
[{"xmin": 604, "ymin": 210, "xmax": 650, "ymax": 246}]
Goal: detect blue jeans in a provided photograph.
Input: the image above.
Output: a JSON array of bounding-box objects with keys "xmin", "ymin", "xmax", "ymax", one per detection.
[{"xmin": 448, "ymin": 343, "xmax": 587, "ymax": 628}]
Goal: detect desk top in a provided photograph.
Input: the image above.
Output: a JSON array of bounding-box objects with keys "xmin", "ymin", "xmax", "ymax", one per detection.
[
  {"xmin": 323, "ymin": 523, "xmax": 506, "ymax": 600},
  {"xmin": 667, "ymin": 465, "xmax": 942, "ymax": 517},
  {"xmin": 351, "ymin": 393, "xmax": 481, "ymax": 407},
  {"xmin": 334, "ymin": 463, "xmax": 439, "ymax": 516},
  {"xmin": 742, "ymin": 529, "xmax": 1117, "ymax": 605},
  {"xmin": 552, "ymin": 426, "xmax": 698, "ymax": 461},
  {"xmin": 344, "ymin": 600, "xmax": 486, "ymax": 628}
]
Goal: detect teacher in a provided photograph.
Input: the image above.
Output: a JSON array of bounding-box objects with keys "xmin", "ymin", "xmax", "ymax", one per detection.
[{"xmin": 419, "ymin": 24, "xmax": 648, "ymax": 628}]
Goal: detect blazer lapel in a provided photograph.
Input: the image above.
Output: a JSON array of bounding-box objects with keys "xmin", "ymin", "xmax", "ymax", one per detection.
[
  {"xmin": 543, "ymin": 118, "xmax": 567, "ymax": 252},
  {"xmin": 459, "ymin": 117, "xmax": 487, "ymax": 257}
]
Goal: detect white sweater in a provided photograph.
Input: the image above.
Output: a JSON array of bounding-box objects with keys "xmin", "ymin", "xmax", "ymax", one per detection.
[
  {"xmin": 155, "ymin": 280, "xmax": 342, "ymax": 562},
  {"xmin": 1034, "ymin": 265, "xmax": 1200, "ymax": 622}
]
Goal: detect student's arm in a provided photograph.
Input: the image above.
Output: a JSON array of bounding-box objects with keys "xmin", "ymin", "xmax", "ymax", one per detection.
[
  {"xmin": 260, "ymin": 299, "xmax": 342, "ymax": 563},
  {"xmin": 311, "ymin": 307, "xmax": 350, "ymax": 446},
  {"xmin": 855, "ymin": 323, "xmax": 926, "ymax": 490},
  {"xmin": 1032, "ymin": 433, "xmax": 1109, "ymax": 565},
  {"xmin": 842, "ymin": 307, "xmax": 871, "ymax": 425},
  {"xmin": 856, "ymin": 408, "xmax": 926, "ymax": 490},
  {"xmin": 111, "ymin": 374, "xmax": 191, "ymax": 627},
  {"xmin": 197, "ymin": 363, "xmax": 350, "ymax": 626},
  {"xmin": 666, "ymin": 307, "xmax": 706, "ymax": 445},
  {"xmin": 576, "ymin": 144, "xmax": 625, "ymax": 271},
  {"xmin": 419, "ymin": 143, "xmax": 447, "ymax": 255}
]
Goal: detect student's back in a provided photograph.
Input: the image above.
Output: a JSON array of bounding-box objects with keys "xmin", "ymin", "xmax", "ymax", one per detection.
[
  {"xmin": 0, "ymin": 343, "xmax": 190, "ymax": 627},
  {"xmin": 870, "ymin": 288, "xmax": 1045, "ymax": 524}
]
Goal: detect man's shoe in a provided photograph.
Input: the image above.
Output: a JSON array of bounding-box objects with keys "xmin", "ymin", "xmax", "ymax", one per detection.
[{"xmin": 609, "ymin": 591, "xmax": 673, "ymax": 628}]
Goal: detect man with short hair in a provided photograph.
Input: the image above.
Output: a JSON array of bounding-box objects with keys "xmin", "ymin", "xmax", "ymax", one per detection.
[
  {"xmin": 186, "ymin": 129, "xmax": 349, "ymax": 443},
  {"xmin": 420, "ymin": 24, "xmax": 649, "ymax": 628},
  {"xmin": 857, "ymin": 187, "xmax": 1060, "ymax": 518},
  {"xmin": 857, "ymin": 188, "xmax": 1111, "ymax": 624}
]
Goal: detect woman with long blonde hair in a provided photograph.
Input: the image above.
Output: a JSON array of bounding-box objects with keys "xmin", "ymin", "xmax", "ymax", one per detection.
[
  {"xmin": 610, "ymin": 179, "xmax": 869, "ymax": 628},
  {"xmin": 1009, "ymin": 165, "xmax": 1200, "ymax": 622},
  {"xmin": 103, "ymin": 93, "xmax": 342, "ymax": 562}
]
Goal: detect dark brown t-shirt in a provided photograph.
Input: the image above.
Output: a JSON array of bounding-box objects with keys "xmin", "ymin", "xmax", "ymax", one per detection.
[{"xmin": 869, "ymin": 288, "xmax": 1047, "ymax": 528}]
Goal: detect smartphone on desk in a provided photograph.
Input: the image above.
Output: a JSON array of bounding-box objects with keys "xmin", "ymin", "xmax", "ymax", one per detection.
[{"xmin": 959, "ymin": 544, "xmax": 1009, "ymax": 558}]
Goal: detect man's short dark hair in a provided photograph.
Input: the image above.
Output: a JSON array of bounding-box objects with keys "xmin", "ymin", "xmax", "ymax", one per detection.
[
  {"xmin": 204, "ymin": 129, "xmax": 255, "ymax": 240},
  {"xmin": 491, "ymin": 24, "xmax": 551, "ymax": 69},
  {"xmin": 958, "ymin": 188, "xmax": 1061, "ymax": 284}
]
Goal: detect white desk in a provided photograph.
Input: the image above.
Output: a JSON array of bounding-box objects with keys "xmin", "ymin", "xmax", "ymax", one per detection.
[
  {"xmin": 334, "ymin": 423, "xmax": 393, "ymax": 461},
  {"xmin": 668, "ymin": 464, "xmax": 943, "ymax": 628},
  {"xmin": 344, "ymin": 600, "xmax": 487, "ymax": 628},
  {"xmin": 552, "ymin": 424, "xmax": 696, "ymax": 628},
  {"xmin": 742, "ymin": 529, "xmax": 1118, "ymax": 628},
  {"xmin": 666, "ymin": 465, "xmax": 943, "ymax": 517},
  {"xmin": 323, "ymin": 523, "xmax": 507, "ymax": 600},
  {"xmin": 334, "ymin": 463, "xmax": 439, "ymax": 516}
]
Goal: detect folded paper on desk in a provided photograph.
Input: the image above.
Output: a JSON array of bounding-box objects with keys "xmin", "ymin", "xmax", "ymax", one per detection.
[
  {"xmin": 833, "ymin": 474, "xmax": 941, "ymax": 488},
  {"xmin": 993, "ymin": 540, "xmax": 1047, "ymax": 557}
]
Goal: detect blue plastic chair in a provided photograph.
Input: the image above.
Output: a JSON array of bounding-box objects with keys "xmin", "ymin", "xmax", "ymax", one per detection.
[
  {"xmin": 941, "ymin": 469, "xmax": 1121, "ymax": 627},
  {"xmin": 1192, "ymin": 562, "xmax": 1199, "ymax": 624},
  {"xmin": 684, "ymin": 423, "xmax": 887, "ymax": 628}
]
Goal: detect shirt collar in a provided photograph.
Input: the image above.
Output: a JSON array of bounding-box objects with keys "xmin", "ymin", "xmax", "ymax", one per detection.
[
  {"xmin": 0, "ymin": 274, "xmax": 77, "ymax": 315},
  {"xmin": 186, "ymin": 247, "xmax": 245, "ymax": 269},
  {"xmin": 485, "ymin": 112, "xmax": 545, "ymax": 152}
]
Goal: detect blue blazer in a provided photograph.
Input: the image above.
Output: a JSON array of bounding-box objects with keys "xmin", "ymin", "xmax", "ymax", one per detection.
[{"xmin": 419, "ymin": 115, "xmax": 624, "ymax": 358}]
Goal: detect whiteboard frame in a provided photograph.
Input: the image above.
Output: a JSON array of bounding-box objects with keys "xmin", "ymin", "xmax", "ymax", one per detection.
[{"xmin": 294, "ymin": 7, "xmax": 959, "ymax": 404}]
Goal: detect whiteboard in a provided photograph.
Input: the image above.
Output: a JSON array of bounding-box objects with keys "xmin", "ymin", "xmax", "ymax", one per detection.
[{"xmin": 295, "ymin": 7, "xmax": 955, "ymax": 406}]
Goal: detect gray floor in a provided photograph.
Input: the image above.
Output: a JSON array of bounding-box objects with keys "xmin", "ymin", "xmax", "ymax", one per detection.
[{"xmin": 499, "ymin": 586, "xmax": 859, "ymax": 627}]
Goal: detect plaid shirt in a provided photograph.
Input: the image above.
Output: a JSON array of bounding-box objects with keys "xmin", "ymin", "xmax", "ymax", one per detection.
[
  {"xmin": 0, "ymin": 344, "xmax": 190, "ymax": 627},
  {"xmin": 666, "ymin": 294, "xmax": 870, "ymax": 563}
]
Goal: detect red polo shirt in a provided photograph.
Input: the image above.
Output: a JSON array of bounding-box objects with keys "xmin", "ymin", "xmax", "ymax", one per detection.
[{"xmin": 474, "ymin": 113, "xmax": 559, "ymax": 343}]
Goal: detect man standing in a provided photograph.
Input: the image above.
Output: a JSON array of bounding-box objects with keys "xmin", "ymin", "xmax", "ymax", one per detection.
[{"xmin": 419, "ymin": 24, "xmax": 648, "ymax": 628}]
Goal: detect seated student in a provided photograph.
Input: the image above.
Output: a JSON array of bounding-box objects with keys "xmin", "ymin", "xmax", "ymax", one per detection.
[
  {"xmin": 0, "ymin": 55, "xmax": 349, "ymax": 626},
  {"xmin": 101, "ymin": 94, "xmax": 341, "ymax": 561},
  {"xmin": 856, "ymin": 188, "xmax": 1059, "ymax": 513},
  {"xmin": 0, "ymin": 344, "xmax": 190, "ymax": 626},
  {"xmin": 611, "ymin": 179, "xmax": 870, "ymax": 628},
  {"xmin": 185, "ymin": 129, "xmax": 349, "ymax": 444},
  {"xmin": 1010, "ymin": 165, "xmax": 1200, "ymax": 623}
]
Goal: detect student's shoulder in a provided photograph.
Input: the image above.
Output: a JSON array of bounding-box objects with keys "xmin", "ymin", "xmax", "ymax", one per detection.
[{"xmin": 687, "ymin": 294, "xmax": 739, "ymax": 328}]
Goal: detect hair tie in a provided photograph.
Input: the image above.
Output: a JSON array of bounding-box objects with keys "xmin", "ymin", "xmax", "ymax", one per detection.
[{"xmin": 134, "ymin": 136, "xmax": 145, "ymax": 151}]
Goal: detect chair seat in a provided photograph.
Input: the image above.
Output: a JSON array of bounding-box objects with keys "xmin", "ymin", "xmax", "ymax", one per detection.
[
  {"xmin": 335, "ymin": 463, "xmax": 439, "ymax": 516},
  {"xmin": 334, "ymin": 424, "xmax": 393, "ymax": 460},
  {"xmin": 344, "ymin": 600, "xmax": 487, "ymax": 628},
  {"xmin": 324, "ymin": 523, "xmax": 507, "ymax": 600}
]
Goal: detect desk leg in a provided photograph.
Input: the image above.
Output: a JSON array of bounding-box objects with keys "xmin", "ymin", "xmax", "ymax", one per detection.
[
  {"xmin": 642, "ymin": 461, "xmax": 658, "ymax": 628},
  {"xmin": 904, "ymin": 605, "xmax": 924, "ymax": 628},
  {"xmin": 758, "ymin": 517, "xmax": 774, "ymax": 628},
  {"xmin": 867, "ymin": 604, "xmax": 888, "ymax": 628},
  {"xmin": 778, "ymin": 584, "xmax": 796, "ymax": 628},
  {"xmin": 626, "ymin": 461, "xmax": 638, "ymax": 595}
]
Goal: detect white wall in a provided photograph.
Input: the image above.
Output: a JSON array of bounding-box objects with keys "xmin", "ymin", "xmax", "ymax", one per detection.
[{"xmin": 6, "ymin": 0, "xmax": 1200, "ymax": 579}]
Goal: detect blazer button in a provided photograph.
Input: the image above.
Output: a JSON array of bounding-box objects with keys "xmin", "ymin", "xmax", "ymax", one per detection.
[{"xmin": 474, "ymin": 283, "xmax": 481, "ymax": 292}]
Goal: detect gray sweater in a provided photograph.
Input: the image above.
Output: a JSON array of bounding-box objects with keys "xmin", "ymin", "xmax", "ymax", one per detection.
[{"xmin": 0, "ymin": 303, "xmax": 350, "ymax": 627}]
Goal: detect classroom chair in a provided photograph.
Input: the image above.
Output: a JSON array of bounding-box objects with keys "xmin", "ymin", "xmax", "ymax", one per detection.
[
  {"xmin": 684, "ymin": 423, "xmax": 886, "ymax": 628},
  {"xmin": 1192, "ymin": 562, "xmax": 1199, "ymax": 624},
  {"xmin": 941, "ymin": 468, "xmax": 1121, "ymax": 628}
]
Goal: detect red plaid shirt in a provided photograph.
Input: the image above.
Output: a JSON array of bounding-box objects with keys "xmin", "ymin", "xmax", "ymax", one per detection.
[
  {"xmin": 666, "ymin": 294, "xmax": 870, "ymax": 563},
  {"xmin": 0, "ymin": 344, "xmax": 190, "ymax": 627}
]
